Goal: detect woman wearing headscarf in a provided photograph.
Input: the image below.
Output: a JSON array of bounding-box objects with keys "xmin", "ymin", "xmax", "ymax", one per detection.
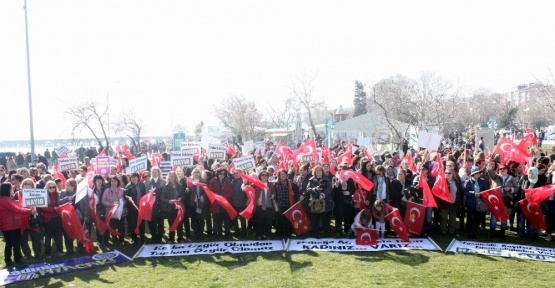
[
  {"xmin": 0, "ymin": 182, "xmax": 36, "ymax": 266},
  {"xmin": 516, "ymin": 166, "xmax": 547, "ymax": 238}
]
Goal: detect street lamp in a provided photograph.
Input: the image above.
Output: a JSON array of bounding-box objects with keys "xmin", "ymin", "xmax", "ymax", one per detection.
[
  {"xmin": 285, "ymin": 121, "xmax": 291, "ymax": 147},
  {"xmin": 325, "ymin": 117, "xmax": 336, "ymax": 147}
]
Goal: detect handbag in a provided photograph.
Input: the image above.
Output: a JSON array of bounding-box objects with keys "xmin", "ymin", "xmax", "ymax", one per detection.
[
  {"xmin": 310, "ymin": 199, "xmax": 326, "ymax": 213},
  {"xmin": 475, "ymin": 198, "xmax": 489, "ymax": 213}
]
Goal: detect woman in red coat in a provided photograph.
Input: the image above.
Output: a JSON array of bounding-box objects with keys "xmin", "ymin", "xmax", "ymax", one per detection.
[
  {"xmin": 0, "ymin": 182, "xmax": 36, "ymax": 267},
  {"xmin": 208, "ymin": 168, "xmax": 233, "ymax": 239}
]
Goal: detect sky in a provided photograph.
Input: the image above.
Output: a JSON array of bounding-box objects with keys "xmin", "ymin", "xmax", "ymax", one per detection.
[{"xmin": 2, "ymin": 0, "xmax": 555, "ymax": 141}]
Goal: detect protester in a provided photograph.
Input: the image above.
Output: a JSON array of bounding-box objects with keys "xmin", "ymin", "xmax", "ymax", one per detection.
[
  {"xmin": 124, "ymin": 173, "xmax": 147, "ymax": 245},
  {"xmin": 304, "ymin": 165, "xmax": 333, "ymax": 238},
  {"xmin": 254, "ymin": 171, "xmax": 276, "ymax": 240},
  {"xmin": 102, "ymin": 175, "xmax": 125, "ymax": 246},
  {"xmin": 38, "ymin": 180, "xmax": 65, "ymax": 258},
  {"xmin": 274, "ymin": 168, "xmax": 299, "ymax": 237}
]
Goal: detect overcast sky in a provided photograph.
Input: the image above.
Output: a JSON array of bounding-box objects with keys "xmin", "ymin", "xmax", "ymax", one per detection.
[{"xmin": 2, "ymin": 0, "xmax": 555, "ymax": 141}]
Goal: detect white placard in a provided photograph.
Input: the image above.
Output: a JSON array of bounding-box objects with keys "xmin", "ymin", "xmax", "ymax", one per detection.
[
  {"xmin": 316, "ymin": 147, "xmax": 323, "ymax": 161},
  {"xmin": 232, "ymin": 155, "xmax": 256, "ymax": 172},
  {"xmin": 446, "ymin": 239, "xmax": 555, "ymax": 262},
  {"xmin": 110, "ymin": 158, "xmax": 118, "ymax": 166},
  {"xmin": 287, "ymin": 238, "xmax": 442, "ymax": 252},
  {"xmin": 242, "ymin": 140, "xmax": 254, "ymax": 155},
  {"xmin": 58, "ymin": 157, "xmax": 79, "ymax": 172},
  {"xmin": 133, "ymin": 240, "xmax": 284, "ymax": 258},
  {"xmin": 21, "ymin": 189, "xmax": 49, "ymax": 207},
  {"xmin": 129, "ymin": 156, "xmax": 148, "ymax": 173},
  {"xmin": 207, "ymin": 144, "xmax": 226, "ymax": 160},
  {"xmin": 54, "ymin": 145, "xmax": 70, "ymax": 157},
  {"xmin": 417, "ymin": 131, "xmax": 442, "ymax": 151},
  {"xmin": 170, "ymin": 151, "xmax": 194, "ymax": 168},
  {"xmin": 75, "ymin": 180, "xmax": 89, "ymax": 204},
  {"xmin": 180, "ymin": 141, "xmax": 201, "ymax": 154},
  {"xmin": 357, "ymin": 137, "xmax": 371, "ymax": 148},
  {"xmin": 200, "ymin": 135, "xmax": 221, "ymax": 149}
]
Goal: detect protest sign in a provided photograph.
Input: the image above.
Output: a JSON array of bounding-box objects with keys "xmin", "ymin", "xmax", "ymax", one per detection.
[
  {"xmin": 95, "ymin": 156, "xmax": 111, "ymax": 175},
  {"xmin": 54, "ymin": 145, "xmax": 70, "ymax": 157},
  {"xmin": 446, "ymin": 239, "xmax": 555, "ymax": 262},
  {"xmin": 232, "ymin": 155, "xmax": 256, "ymax": 172},
  {"xmin": 357, "ymin": 137, "xmax": 371, "ymax": 148},
  {"xmin": 242, "ymin": 140, "xmax": 254, "ymax": 155},
  {"xmin": 129, "ymin": 156, "xmax": 147, "ymax": 173},
  {"xmin": 207, "ymin": 144, "xmax": 226, "ymax": 160},
  {"xmin": 417, "ymin": 131, "xmax": 442, "ymax": 151},
  {"xmin": 200, "ymin": 135, "xmax": 221, "ymax": 149},
  {"xmin": 0, "ymin": 250, "xmax": 131, "ymax": 286},
  {"xmin": 287, "ymin": 238, "xmax": 441, "ymax": 252},
  {"xmin": 133, "ymin": 240, "xmax": 284, "ymax": 258},
  {"xmin": 21, "ymin": 189, "xmax": 48, "ymax": 208},
  {"xmin": 171, "ymin": 151, "xmax": 194, "ymax": 168},
  {"xmin": 58, "ymin": 157, "xmax": 79, "ymax": 172},
  {"xmin": 75, "ymin": 180, "xmax": 89, "ymax": 204},
  {"xmin": 180, "ymin": 141, "xmax": 201, "ymax": 154}
]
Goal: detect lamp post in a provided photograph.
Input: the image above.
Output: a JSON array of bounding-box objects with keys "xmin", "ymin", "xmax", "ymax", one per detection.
[
  {"xmin": 285, "ymin": 121, "xmax": 291, "ymax": 148},
  {"xmin": 24, "ymin": 0, "xmax": 36, "ymax": 163},
  {"xmin": 325, "ymin": 117, "xmax": 336, "ymax": 147}
]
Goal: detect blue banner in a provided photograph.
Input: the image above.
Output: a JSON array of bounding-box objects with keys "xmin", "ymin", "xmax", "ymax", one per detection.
[{"xmin": 0, "ymin": 250, "xmax": 131, "ymax": 286}]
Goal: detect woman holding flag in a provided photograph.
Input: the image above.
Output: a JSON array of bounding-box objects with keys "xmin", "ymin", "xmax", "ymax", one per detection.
[
  {"xmin": 274, "ymin": 169, "xmax": 299, "ymax": 237},
  {"xmin": 158, "ymin": 171, "xmax": 184, "ymax": 244},
  {"xmin": 254, "ymin": 171, "xmax": 276, "ymax": 240},
  {"xmin": 101, "ymin": 176, "xmax": 125, "ymax": 246},
  {"xmin": 185, "ymin": 167, "xmax": 207, "ymax": 240}
]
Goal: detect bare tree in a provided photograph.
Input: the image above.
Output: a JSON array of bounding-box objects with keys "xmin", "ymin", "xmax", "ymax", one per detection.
[
  {"xmin": 214, "ymin": 95, "xmax": 264, "ymax": 141},
  {"xmin": 265, "ymin": 96, "xmax": 298, "ymax": 128},
  {"xmin": 289, "ymin": 73, "xmax": 325, "ymax": 137},
  {"xmin": 65, "ymin": 102, "xmax": 111, "ymax": 150},
  {"xmin": 114, "ymin": 108, "xmax": 144, "ymax": 152},
  {"xmin": 535, "ymin": 69, "xmax": 555, "ymax": 113}
]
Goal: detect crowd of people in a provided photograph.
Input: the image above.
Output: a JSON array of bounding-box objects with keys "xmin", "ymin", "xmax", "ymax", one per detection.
[{"xmin": 1, "ymin": 133, "xmax": 554, "ymax": 268}]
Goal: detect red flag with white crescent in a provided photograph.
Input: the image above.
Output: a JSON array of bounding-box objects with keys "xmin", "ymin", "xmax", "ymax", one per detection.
[
  {"xmin": 493, "ymin": 137, "xmax": 530, "ymax": 167},
  {"xmin": 191, "ymin": 180, "xmax": 238, "ymax": 220},
  {"xmin": 57, "ymin": 203, "xmax": 84, "ymax": 241},
  {"xmin": 283, "ymin": 201, "xmax": 312, "ymax": 235},
  {"xmin": 169, "ymin": 201, "xmax": 185, "ymax": 232},
  {"xmin": 519, "ymin": 198, "xmax": 546, "ymax": 230},
  {"xmin": 88, "ymin": 193, "xmax": 107, "ymax": 235},
  {"xmin": 525, "ymin": 184, "xmax": 555, "ymax": 204},
  {"xmin": 294, "ymin": 138, "xmax": 318, "ymax": 164},
  {"xmin": 480, "ymin": 187, "xmax": 509, "ymax": 222},
  {"xmin": 419, "ymin": 172, "xmax": 437, "ymax": 208},
  {"xmin": 239, "ymin": 185, "xmax": 256, "ymax": 220},
  {"xmin": 385, "ymin": 209, "xmax": 410, "ymax": 241},
  {"xmin": 151, "ymin": 153, "xmax": 162, "ymax": 168},
  {"xmin": 335, "ymin": 147, "xmax": 352, "ymax": 165},
  {"xmin": 135, "ymin": 190, "xmax": 155, "ymax": 234},
  {"xmin": 81, "ymin": 222, "xmax": 96, "ymax": 254},
  {"xmin": 236, "ymin": 170, "xmax": 268, "ymax": 190},
  {"xmin": 104, "ymin": 204, "xmax": 121, "ymax": 236},
  {"xmin": 355, "ymin": 228, "xmax": 378, "ymax": 246},
  {"xmin": 340, "ymin": 170, "xmax": 374, "ymax": 192},
  {"xmin": 403, "ymin": 201, "xmax": 426, "ymax": 235},
  {"xmin": 430, "ymin": 156, "xmax": 452, "ymax": 203}
]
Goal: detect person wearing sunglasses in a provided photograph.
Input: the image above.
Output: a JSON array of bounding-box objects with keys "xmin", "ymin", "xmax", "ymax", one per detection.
[
  {"xmin": 439, "ymin": 168, "xmax": 463, "ymax": 236},
  {"xmin": 0, "ymin": 182, "xmax": 36, "ymax": 267},
  {"xmin": 208, "ymin": 168, "xmax": 233, "ymax": 239},
  {"xmin": 37, "ymin": 180, "xmax": 65, "ymax": 258},
  {"xmin": 487, "ymin": 161, "xmax": 518, "ymax": 239}
]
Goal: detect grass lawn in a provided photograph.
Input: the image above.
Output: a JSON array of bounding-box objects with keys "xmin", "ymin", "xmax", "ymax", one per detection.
[{"xmin": 3, "ymin": 223, "xmax": 555, "ymax": 288}]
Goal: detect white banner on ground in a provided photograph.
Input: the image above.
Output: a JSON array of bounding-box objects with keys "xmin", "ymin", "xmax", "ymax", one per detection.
[
  {"xmin": 129, "ymin": 156, "xmax": 147, "ymax": 173},
  {"xmin": 446, "ymin": 239, "xmax": 555, "ymax": 262},
  {"xmin": 287, "ymin": 238, "xmax": 442, "ymax": 252},
  {"xmin": 133, "ymin": 240, "xmax": 285, "ymax": 258}
]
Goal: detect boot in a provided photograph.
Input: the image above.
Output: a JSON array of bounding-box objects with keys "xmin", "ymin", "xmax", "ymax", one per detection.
[{"xmin": 500, "ymin": 228, "xmax": 506, "ymax": 239}]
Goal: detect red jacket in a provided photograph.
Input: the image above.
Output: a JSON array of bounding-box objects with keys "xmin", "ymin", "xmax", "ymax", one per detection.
[
  {"xmin": 38, "ymin": 192, "xmax": 59, "ymax": 224},
  {"xmin": 0, "ymin": 196, "xmax": 32, "ymax": 231},
  {"xmin": 208, "ymin": 178, "xmax": 233, "ymax": 214}
]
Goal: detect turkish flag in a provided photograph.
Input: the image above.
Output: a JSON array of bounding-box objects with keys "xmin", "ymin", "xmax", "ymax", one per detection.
[
  {"xmin": 364, "ymin": 149, "xmax": 374, "ymax": 162},
  {"xmin": 194, "ymin": 181, "xmax": 238, "ymax": 220},
  {"xmin": 169, "ymin": 201, "xmax": 185, "ymax": 232},
  {"xmin": 236, "ymin": 170, "xmax": 268, "ymax": 190},
  {"xmin": 419, "ymin": 172, "xmax": 437, "ymax": 208},
  {"xmin": 404, "ymin": 201, "xmax": 426, "ymax": 235},
  {"xmin": 226, "ymin": 145, "xmax": 237, "ymax": 157},
  {"xmin": 57, "ymin": 203, "xmax": 84, "ymax": 241},
  {"xmin": 335, "ymin": 147, "xmax": 352, "ymax": 165},
  {"xmin": 283, "ymin": 201, "xmax": 312, "ymax": 235},
  {"xmin": 340, "ymin": 170, "xmax": 374, "ymax": 192},
  {"xmin": 116, "ymin": 154, "xmax": 123, "ymax": 173},
  {"xmin": 151, "ymin": 153, "xmax": 162, "ymax": 168},
  {"xmin": 519, "ymin": 198, "xmax": 546, "ymax": 230},
  {"xmin": 493, "ymin": 137, "xmax": 530, "ymax": 167},
  {"xmin": 239, "ymin": 185, "xmax": 256, "ymax": 220},
  {"xmin": 517, "ymin": 130, "xmax": 538, "ymax": 153},
  {"xmin": 480, "ymin": 187, "xmax": 509, "ymax": 222},
  {"xmin": 81, "ymin": 222, "xmax": 96, "ymax": 254},
  {"xmin": 116, "ymin": 143, "xmax": 134, "ymax": 160},
  {"xmin": 430, "ymin": 156, "xmax": 452, "ymax": 203},
  {"xmin": 525, "ymin": 184, "xmax": 555, "ymax": 203},
  {"xmin": 429, "ymin": 154, "xmax": 441, "ymax": 178},
  {"xmin": 355, "ymin": 228, "xmax": 378, "ymax": 246},
  {"xmin": 385, "ymin": 209, "xmax": 410, "ymax": 241},
  {"xmin": 274, "ymin": 140, "xmax": 293, "ymax": 161},
  {"xmin": 294, "ymin": 138, "xmax": 318, "ymax": 163},
  {"xmin": 105, "ymin": 204, "xmax": 121, "ymax": 236},
  {"xmin": 134, "ymin": 190, "xmax": 155, "ymax": 234},
  {"xmin": 88, "ymin": 193, "xmax": 107, "ymax": 235},
  {"xmin": 53, "ymin": 165, "xmax": 66, "ymax": 188}
]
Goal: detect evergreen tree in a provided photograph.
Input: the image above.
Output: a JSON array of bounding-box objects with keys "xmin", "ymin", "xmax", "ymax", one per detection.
[{"xmin": 353, "ymin": 80, "xmax": 367, "ymax": 117}]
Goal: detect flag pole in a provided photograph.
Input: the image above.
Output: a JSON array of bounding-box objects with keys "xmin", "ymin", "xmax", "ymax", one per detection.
[{"xmin": 24, "ymin": 0, "xmax": 36, "ymax": 163}]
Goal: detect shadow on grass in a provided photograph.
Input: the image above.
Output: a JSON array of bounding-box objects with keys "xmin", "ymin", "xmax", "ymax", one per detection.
[{"xmin": 354, "ymin": 250, "xmax": 431, "ymax": 266}]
